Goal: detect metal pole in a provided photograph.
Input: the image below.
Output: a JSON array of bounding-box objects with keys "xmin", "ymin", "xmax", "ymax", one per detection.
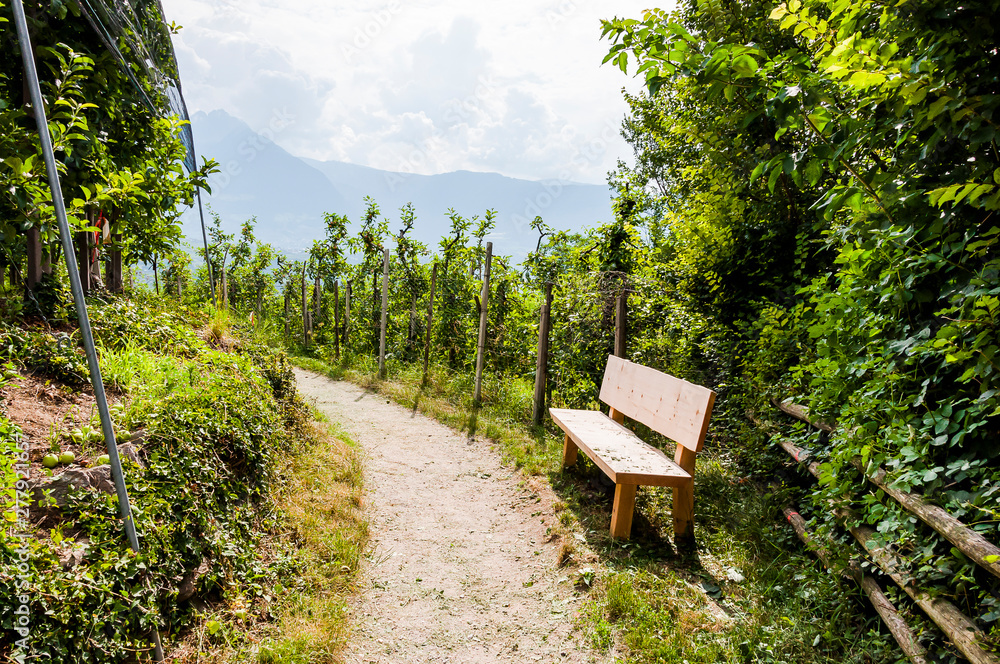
[
  {"xmin": 196, "ymin": 189, "xmax": 217, "ymax": 309},
  {"xmin": 11, "ymin": 3, "xmax": 163, "ymax": 660},
  {"xmin": 378, "ymin": 248, "xmax": 389, "ymax": 379},
  {"xmin": 473, "ymin": 242, "xmax": 493, "ymax": 405}
]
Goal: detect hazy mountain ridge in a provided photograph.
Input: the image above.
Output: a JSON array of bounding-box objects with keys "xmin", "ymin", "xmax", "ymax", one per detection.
[{"xmin": 183, "ymin": 110, "xmax": 615, "ymax": 259}]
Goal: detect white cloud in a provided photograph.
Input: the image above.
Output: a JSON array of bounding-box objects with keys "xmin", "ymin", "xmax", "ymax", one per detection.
[{"xmin": 162, "ymin": 0, "xmax": 669, "ymax": 184}]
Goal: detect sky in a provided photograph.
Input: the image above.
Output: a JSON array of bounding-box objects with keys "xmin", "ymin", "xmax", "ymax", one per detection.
[{"xmin": 159, "ymin": 0, "xmax": 667, "ymax": 185}]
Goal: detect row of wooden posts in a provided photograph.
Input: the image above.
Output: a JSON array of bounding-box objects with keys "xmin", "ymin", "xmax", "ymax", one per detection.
[{"xmin": 293, "ymin": 241, "xmax": 630, "ymax": 418}]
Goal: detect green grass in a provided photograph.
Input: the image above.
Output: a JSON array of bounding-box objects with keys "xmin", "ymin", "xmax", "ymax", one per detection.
[
  {"xmin": 254, "ymin": 419, "xmax": 367, "ymax": 663},
  {"xmin": 289, "ymin": 352, "xmax": 906, "ymax": 664},
  {"xmin": 98, "ymin": 340, "xmax": 196, "ymax": 396}
]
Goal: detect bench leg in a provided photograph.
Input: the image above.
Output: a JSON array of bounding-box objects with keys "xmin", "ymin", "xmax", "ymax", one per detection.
[
  {"xmin": 610, "ymin": 484, "xmax": 637, "ymax": 539},
  {"xmin": 562, "ymin": 434, "xmax": 578, "ymax": 467},
  {"xmin": 673, "ymin": 480, "xmax": 694, "ymax": 544},
  {"xmin": 673, "ymin": 446, "xmax": 697, "ymax": 545}
]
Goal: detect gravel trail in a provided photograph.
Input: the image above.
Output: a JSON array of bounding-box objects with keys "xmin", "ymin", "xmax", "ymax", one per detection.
[{"xmin": 293, "ymin": 368, "xmax": 613, "ymax": 664}]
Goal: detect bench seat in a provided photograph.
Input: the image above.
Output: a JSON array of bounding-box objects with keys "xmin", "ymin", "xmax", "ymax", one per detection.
[
  {"xmin": 549, "ymin": 408, "xmax": 690, "ymax": 487},
  {"xmin": 551, "ymin": 355, "xmax": 715, "ymax": 541}
]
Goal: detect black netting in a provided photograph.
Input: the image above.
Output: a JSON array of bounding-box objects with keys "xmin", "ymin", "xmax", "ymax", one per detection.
[{"xmin": 75, "ymin": 0, "xmax": 197, "ymax": 172}]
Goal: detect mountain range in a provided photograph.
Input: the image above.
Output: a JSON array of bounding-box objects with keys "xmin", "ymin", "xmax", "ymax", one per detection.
[{"xmin": 181, "ymin": 110, "xmax": 616, "ymax": 260}]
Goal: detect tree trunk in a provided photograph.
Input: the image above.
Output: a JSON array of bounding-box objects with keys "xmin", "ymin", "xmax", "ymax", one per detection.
[
  {"xmin": 314, "ymin": 274, "xmax": 322, "ymax": 326},
  {"xmin": 26, "ymin": 226, "xmax": 42, "ymax": 290},
  {"xmin": 77, "ymin": 217, "xmax": 92, "ymax": 293},
  {"xmin": 110, "ymin": 223, "xmax": 123, "ymax": 293},
  {"xmin": 153, "ymin": 255, "xmax": 159, "ymax": 295}
]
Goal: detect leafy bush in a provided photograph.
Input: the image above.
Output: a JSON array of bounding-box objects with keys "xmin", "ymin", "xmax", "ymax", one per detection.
[
  {"xmin": 0, "ymin": 323, "xmax": 90, "ymax": 385},
  {"xmin": 0, "ymin": 298, "xmax": 308, "ymax": 660}
]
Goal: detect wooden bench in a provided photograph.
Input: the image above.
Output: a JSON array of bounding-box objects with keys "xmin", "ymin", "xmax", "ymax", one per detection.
[{"xmin": 550, "ymin": 355, "xmax": 716, "ymax": 541}]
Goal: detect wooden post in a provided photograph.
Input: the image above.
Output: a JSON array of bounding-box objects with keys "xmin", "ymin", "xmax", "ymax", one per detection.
[
  {"xmin": 422, "ymin": 263, "xmax": 438, "ymax": 386},
  {"xmin": 76, "ymin": 229, "xmax": 91, "ymax": 293},
  {"xmin": 473, "ymin": 243, "xmax": 493, "ymax": 405},
  {"xmin": 378, "ymin": 248, "xmax": 389, "ymax": 379},
  {"xmin": 531, "ymin": 282, "xmax": 554, "ymax": 426},
  {"xmin": 333, "ymin": 280, "xmax": 340, "ymax": 361},
  {"xmin": 301, "ymin": 263, "xmax": 308, "ymax": 347},
  {"xmin": 344, "ymin": 281, "xmax": 352, "ymax": 349},
  {"xmin": 26, "ymin": 226, "xmax": 42, "ymax": 290},
  {"xmin": 614, "ymin": 290, "xmax": 628, "ymax": 358},
  {"xmin": 283, "ymin": 284, "xmax": 290, "ymax": 340}
]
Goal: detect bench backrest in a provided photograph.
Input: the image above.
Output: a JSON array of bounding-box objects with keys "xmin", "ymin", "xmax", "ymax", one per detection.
[{"xmin": 599, "ymin": 355, "xmax": 716, "ymax": 453}]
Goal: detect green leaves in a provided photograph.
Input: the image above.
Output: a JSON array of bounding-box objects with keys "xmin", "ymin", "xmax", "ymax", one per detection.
[
  {"xmin": 600, "ymin": 1, "xmax": 1000, "ymax": 652},
  {"xmin": 928, "ymin": 182, "xmax": 997, "ymax": 210}
]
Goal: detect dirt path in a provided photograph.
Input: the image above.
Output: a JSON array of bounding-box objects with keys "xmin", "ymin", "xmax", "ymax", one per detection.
[{"xmin": 293, "ymin": 368, "xmax": 613, "ymax": 664}]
